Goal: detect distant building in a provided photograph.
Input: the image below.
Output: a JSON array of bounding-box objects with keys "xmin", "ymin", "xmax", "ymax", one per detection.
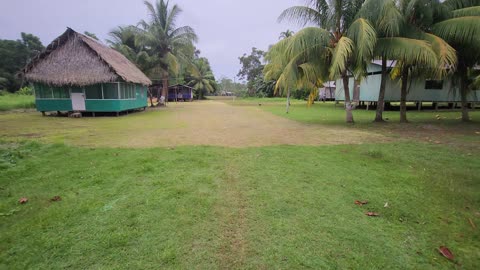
[
  {"xmin": 21, "ymin": 28, "xmax": 151, "ymax": 115},
  {"xmin": 335, "ymin": 60, "xmax": 479, "ymax": 104},
  {"xmin": 319, "ymin": 81, "xmax": 336, "ymax": 101}
]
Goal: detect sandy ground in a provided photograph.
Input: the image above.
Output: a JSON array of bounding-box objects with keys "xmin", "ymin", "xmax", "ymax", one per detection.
[
  {"xmin": 0, "ymin": 101, "xmax": 390, "ymax": 148},
  {"xmin": 123, "ymin": 101, "xmax": 388, "ymax": 147}
]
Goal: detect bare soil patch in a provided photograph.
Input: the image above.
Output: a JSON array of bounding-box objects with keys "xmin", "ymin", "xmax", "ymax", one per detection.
[{"xmin": 0, "ymin": 101, "xmax": 388, "ymax": 148}]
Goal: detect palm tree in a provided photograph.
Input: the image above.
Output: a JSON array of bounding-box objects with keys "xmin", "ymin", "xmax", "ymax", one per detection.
[
  {"xmin": 187, "ymin": 58, "xmax": 217, "ymax": 99},
  {"xmin": 137, "ymin": 0, "xmax": 197, "ymax": 103},
  {"xmin": 108, "ymin": 26, "xmax": 152, "ymax": 72},
  {"xmin": 270, "ymin": 0, "xmax": 376, "ymax": 122},
  {"xmin": 431, "ymin": 0, "xmax": 480, "ymax": 121},
  {"xmin": 391, "ymin": 0, "xmax": 457, "ymax": 123},
  {"xmin": 279, "ymin": 30, "xmax": 294, "ymax": 40},
  {"xmin": 357, "ymin": 0, "xmax": 456, "ymax": 122}
]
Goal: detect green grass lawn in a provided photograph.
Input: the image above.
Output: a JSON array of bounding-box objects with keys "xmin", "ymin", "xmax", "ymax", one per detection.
[
  {"xmin": 1, "ymin": 140, "xmax": 479, "ymax": 269},
  {"xmin": 1, "ymin": 100, "xmax": 479, "ymax": 269},
  {"xmin": 0, "ymin": 94, "xmax": 35, "ymax": 111}
]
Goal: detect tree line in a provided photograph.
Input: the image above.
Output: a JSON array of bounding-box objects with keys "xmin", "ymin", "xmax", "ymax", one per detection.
[
  {"xmin": 0, "ymin": 0, "xmax": 219, "ymax": 102},
  {"xmin": 263, "ymin": 0, "xmax": 480, "ymax": 122}
]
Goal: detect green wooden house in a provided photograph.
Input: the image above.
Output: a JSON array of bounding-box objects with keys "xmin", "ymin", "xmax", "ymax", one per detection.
[
  {"xmin": 335, "ymin": 60, "xmax": 479, "ymax": 104},
  {"xmin": 22, "ymin": 28, "xmax": 152, "ymax": 115}
]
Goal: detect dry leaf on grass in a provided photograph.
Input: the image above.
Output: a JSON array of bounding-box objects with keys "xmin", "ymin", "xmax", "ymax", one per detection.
[
  {"xmin": 355, "ymin": 200, "xmax": 368, "ymax": 206},
  {"xmin": 50, "ymin": 196, "xmax": 62, "ymax": 202},
  {"xmin": 438, "ymin": 246, "xmax": 454, "ymax": 260},
  {"xmin": 366, "ymin": 212, "xmax": 380, "ymax": 217},
  {"xmin": 18, "ymin": 197, "xmax": 28, "ymax": 204}
]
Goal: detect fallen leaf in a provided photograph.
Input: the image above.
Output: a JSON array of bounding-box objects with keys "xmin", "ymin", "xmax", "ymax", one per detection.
[
  {"xmin": 355, "ymin": 200, "xmax": 368, "ymax": 206},
  {"xmin": 366, "ymin": 212, "xmax": 380, "ymax": 217},
  {"xmin": 438, "ymin": 246, "xmax": 454, "ymax": 261},
  {"xmin": 18, "ymin": 197, "xmax": 28, "ymax": 204},
  {"xmin": 468, "ymin": 218, "xmax": 476, "ymax": 229},
  {"xmin": 50, "ymin": 196, "xmax": 62, "ymax": 202},
  {"xmin": 384, "ymin": 202, "xmax": 389, "ymax": 208}
]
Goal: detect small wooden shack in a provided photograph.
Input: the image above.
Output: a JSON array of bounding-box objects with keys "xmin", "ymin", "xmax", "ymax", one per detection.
[
  {"xmin": 168, "ymin": 84, "xmax": 193, "ymax": 101},
  {"xmin": 22, "ymin": 28, "xmax": 152, "ymax": 115}
]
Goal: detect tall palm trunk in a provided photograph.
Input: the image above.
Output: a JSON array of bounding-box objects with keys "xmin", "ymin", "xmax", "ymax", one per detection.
[
  {"xmin": 342, "ymin": 72, "xmax": 354, "ymax": 123},
  {"xmin": 460, "ymin": 72, "xmax": 470, "ymax": 122},
  {"xmin": 400, "ymin": 65, "xmax": 409, "ymax": 123},
  {"xmin": 375, "ymin": 58, "xmax": 387, "ymax": 122},
  {"xmin": 161, "ymin": 75, "xmax": 168, "ymax": 106},
  {"xmin": 286, "ymin": 88, "xmax": 291, "ymax": 114}
]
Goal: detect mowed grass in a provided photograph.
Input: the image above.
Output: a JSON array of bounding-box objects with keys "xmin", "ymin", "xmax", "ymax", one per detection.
[
  {"xmin": 227, "ymin": 98, "xmax": 480, "ymax": 126},
  {"xmin": 1, "ymin": 140, "xmax": 479, "ymax": 269},
  {"xmin": 0, "ymin": 94, "xmax": 35, "ymax": 111}
]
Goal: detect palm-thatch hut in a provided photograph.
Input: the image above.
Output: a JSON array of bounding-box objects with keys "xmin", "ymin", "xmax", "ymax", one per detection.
[{"xmin": 21, "ymin": 28, "xmax": 152, "ymax": 115}]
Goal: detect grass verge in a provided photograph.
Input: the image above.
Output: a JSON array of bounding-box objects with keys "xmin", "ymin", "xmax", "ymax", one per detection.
[
  {"xmin": 0, "ymin": 94, "xmax": 35, "ymax": 111},
  {"xmin": 1, "ymin": 141, "xmax": 479, "ymax": 269}
]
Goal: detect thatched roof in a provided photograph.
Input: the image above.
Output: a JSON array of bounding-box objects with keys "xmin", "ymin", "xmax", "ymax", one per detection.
[{"xmin": 22, "ymin": 28, "xmax": 151, "ymax": 86}]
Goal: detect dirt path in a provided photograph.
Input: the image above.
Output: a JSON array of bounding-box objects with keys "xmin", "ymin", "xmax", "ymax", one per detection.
[
  {"xmin": 215, "ymin": 153, "xmax": 248, "ymax": 268},
  {"xmin": 0, "ymin": 101, "xmax": 388, "ymax": 148},
  {"xmin": 129, "ymin": 101, "xmax": 387, "ymax": 147}
]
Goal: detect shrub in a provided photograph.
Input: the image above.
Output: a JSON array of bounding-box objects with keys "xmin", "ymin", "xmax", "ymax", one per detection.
[{"xmin": 16, "ymin": 86, "xmax": 33, "ymax": 95}]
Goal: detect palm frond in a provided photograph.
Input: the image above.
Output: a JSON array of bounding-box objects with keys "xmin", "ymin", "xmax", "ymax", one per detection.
[
  {"xmin": 432, "ymin": 16, "xmax": 480, "ymax": 46},
  {"xmin": 329, "ymin": 36, "xmax": 354, "ymax": 79},
  {"xmin": 375, "ymin": 37, "xmax": 438, "ymax": 68}
]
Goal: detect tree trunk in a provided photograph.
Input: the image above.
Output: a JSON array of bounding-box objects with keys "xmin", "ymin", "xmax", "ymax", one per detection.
[
  {"xmin": 161, "ymin": 75, "xmax": 168, "ymax": 106},
  {"xmin": 148, "ymin": 88, "xmax": 154, "ymax": 107},
  {"xmin": 342, "ymin": 73, "xmax": 354, "ymax": 123},
  {"xmin": 375, "ymin": 58, "xmax": 387, "ymax": 122},
  {"xmin": 400, "ymin": 66, "xmax": 409, "ymax": 123},
  {"xmin": 460, "ymin": 75, "xmax": 470, "ymax": 122},
  {"xmin": 286, "ymin": 88, "xmax": 291, "ymax": 114}
]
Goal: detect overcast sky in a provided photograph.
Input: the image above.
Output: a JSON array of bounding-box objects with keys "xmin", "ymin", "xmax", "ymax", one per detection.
[{"xmin": 0, "ymin": 0, "xmax": 304, "ymax": 81}]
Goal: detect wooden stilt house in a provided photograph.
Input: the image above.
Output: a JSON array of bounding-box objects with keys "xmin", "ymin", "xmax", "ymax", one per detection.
[{"xmin": 21, "ymin": 28, "xmax": 152, "ymax": 115}]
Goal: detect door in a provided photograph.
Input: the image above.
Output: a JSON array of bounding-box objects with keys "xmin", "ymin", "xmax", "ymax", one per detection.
[{"xmin": 71, "ymin": 92, "xmax": 86, "ymax": 111}]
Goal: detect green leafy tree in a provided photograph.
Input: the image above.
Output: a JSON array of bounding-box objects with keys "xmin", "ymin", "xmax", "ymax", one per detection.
[
  {"xmin": 0, "ymin": 33, "xmax": 44, "ymax": 92},
  {"xmin": 432, "ymin": 0, "xmax": 480, "ymax": 121},
  {"xmin": 357, "ymin": 0, "xmax": 456, "ymax": 122},
  {"xmin": 83, "ymin": 31, "xmax": 99, "ymax": 40},
  {"xmin": 279, "ymin": 30, "xmax": 294, "ymax": 39},
  {"xmin": 237, "ymin": 47, "xmax": 265, "ymax": 96},
  {"xmin": 187, "ymin": 58, "xmax": 217, "ymax": 99},
  {"xmin": 266, "ymin": 0, "xmax": 375, "ymax": 120},
  {"xmin": 137, "ymin": 0, "xmax": 197, "ymax": 102}
]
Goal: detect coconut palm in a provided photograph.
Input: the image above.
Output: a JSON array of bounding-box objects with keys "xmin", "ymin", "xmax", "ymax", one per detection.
[
  {"xmin": 356, "ymin": 0, "xmax": 457, "ymax": 122},
  {"xmin": 390, "ymin": 0, "xmax": 457, "ymax": 122},
  {"xmin": 137, "ymin": 0, "xmax": 197, "ymax": 103},
  {"xmin": 269, "ymin": 0, "xmax": 376, "ymax": 122},
  {"xmin": 279, "ymin": 30, "xmax": 295, "ymax": 39},
  {"xmin": 431, "ymin": 0, "xmax": 480, "ymax": 121},
  {"xmin": 187, "ymin": 58, "xmax": 217, "ymax": 99},
  {"xmin": 107, "ymin": 26, "xmax": 153, "ymax": 72}
]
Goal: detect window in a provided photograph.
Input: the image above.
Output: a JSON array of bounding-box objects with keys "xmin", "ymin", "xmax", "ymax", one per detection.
[
  {"xmin": 35, "ymin": 84, "xmax": 53, "ymax": 99},
  {"xmin": 119, "ymin": 83, "xmax": 136, "ymax": 99},
  {"xmin": 52, "ymin": 87, "xmax": 69, "ymax": 98},
  {"xmin": 425, "ymin": 80, "xmax": 443, "ymax": 90},
  {"xmin": 85, "ymin": 84, "xmax": 102, "ymax": 99},
  {"xmin": 103, "ymin": 83, "xmax": 119, "ymax": 99}
]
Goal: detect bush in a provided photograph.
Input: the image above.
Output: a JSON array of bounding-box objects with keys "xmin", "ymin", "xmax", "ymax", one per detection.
[{"xmin": 16, "ymin": 86, "xmax": 33, "ymax": 95}]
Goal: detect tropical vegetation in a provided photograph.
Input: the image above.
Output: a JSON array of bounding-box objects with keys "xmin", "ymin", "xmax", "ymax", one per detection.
[{"xmin": 264, "ymin": 0, "xmax": 479, "ymax": 123}]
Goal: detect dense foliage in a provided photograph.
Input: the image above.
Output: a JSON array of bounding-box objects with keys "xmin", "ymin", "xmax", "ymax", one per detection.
[{"xmin": 0, "ymin": 33, "xmax": 44, "ymax": 92}]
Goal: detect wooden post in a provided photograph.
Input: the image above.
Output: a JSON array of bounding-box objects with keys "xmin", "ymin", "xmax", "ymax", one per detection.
[
  {"xmin": 433, "ymin": 102, "xmax": 438, "ymax": 111},
  {"xmin": 92, "ymin": 112, "xmax": 96, "ymax": 117},
  {"xmin": 42, "ymin": 111, "xmax": 46, "ymax": 116},
  {"xmin": 366, "ymin": 102, "xmax": 369, "ymax": 111},
  {"xmin": 116, "ymin": 112, "xmax": 119, "ymax": 117}
]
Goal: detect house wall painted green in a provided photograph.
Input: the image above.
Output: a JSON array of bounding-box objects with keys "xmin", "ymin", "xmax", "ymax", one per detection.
[
  {"xmin": 34, "ymin": 82, "xmax": 148, "ymax": 112},
  {"xmin": 335, "ymin": 63, "xmax": 479, "ymax": 102}
]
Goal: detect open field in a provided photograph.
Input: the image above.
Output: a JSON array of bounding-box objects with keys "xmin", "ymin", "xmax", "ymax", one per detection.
[
  {"xmin": 0, "ymin": 94, "xmax": 35, "ymax": 111},
  {"xmin": 0, "ymin": 101, "xmax": 388, "ymax": 148},
  {"xmin": 1, "ymin": 100, "xmax": 480, "ymax": 269}
]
